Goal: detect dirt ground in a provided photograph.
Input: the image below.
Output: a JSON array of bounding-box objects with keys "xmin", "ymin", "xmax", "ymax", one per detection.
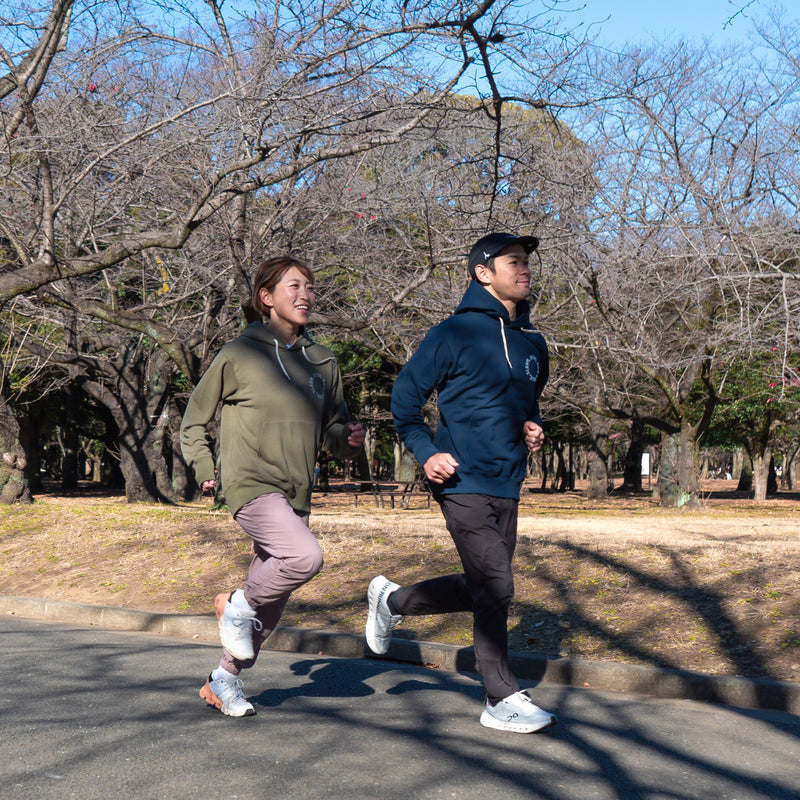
[{"xmin": 1, "ymin": 479, "xmax": 799, "ymax": 684}]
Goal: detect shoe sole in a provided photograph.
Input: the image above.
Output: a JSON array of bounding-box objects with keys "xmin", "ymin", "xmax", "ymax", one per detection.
[
  {"xmin": 199, "ymin": 679, "xmax": 255, "ymax": 718},
  {"xmin": 214, "ymin": 591, "xmax": 255, "ymax": 661},
  {"xmin": 366, "ymin": 577, "xmax": 389, "ymax": 654},
  {"xmin": 479, "ymin": 709, "xmax": 556, "ymax": 734}
]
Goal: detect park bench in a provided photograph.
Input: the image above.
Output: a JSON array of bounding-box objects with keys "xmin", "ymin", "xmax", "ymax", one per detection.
[{"xmin": 353, "ymin": 480, "xmax": 432, "ymax": 509}]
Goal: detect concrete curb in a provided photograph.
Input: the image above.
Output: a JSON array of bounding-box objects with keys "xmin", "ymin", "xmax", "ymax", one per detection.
[{"xmin": 3, "ymin": 594, "xmax": 798, "ymax": 715}]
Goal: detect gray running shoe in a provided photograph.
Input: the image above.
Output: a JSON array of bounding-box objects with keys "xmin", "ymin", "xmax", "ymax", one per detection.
[
  {"xmin": 214, "ymin": 592, "xmax": 262, "ymax": 661},
  {"xmin": 479, "ymin": 691, "xmax": 556, "ymax": 733},
  {"xmin": 366, "ymin": 575, "xmax": 402, "ymax": 654},
  {"xmin": 200, "ymin": 674, "xmax": 255, "ymax": 717}
]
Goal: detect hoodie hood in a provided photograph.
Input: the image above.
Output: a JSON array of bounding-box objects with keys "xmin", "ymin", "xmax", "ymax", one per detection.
[
  {"xmin": 239, "ymin": 321, "xmax": 335, "ymax": 380},
  {"xmin": 454, "ymin": 280, "xmax": 531, "ymax": 327},
  {"xmin": 454, "ymin": 281, "xmax": 535, "ymax": 368},
  {"xmin": 241, "ymin": 321, "xmax": 334, "ymax": 358},
  {"xmin": 239, "ymin": 320, "xmax": 315, "ymax": 350}
]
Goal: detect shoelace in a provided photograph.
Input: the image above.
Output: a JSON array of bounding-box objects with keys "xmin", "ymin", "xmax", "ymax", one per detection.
[
  {"xmin": 507, "ymin": 691, "xmax": 533, "ymax": 708},
  {"xmin": 233, "ymin": 616, "xmax": 263, "ymax": 632},
  {"xmin": 219, "ymin": 678, "xmax": 247, "ymax": 701}
]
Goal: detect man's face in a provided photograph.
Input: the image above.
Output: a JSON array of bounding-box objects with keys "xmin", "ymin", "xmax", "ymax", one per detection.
[{"xmin": 476, "ymin": 243, "xmax": 531, "ymax": 307}]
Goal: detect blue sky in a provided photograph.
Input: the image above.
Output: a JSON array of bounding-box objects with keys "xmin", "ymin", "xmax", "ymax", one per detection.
[{"xmin": 564, "ymin": 0, "xmax": 764, "ymax": 46}]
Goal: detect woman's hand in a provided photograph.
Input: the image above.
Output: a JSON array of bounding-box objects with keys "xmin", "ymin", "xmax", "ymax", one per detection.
[{"xmin": 348, "ymin": 421, "xmax": 366, "ymax": 447}]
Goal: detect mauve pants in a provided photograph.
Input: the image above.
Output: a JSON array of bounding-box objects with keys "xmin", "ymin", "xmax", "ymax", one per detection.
[
  {"xmin": 389, "ymin": 494, "xmax": 520, "ymax": 701},
  {"xmin": 218, "ymin": 492, "xmax": 323, "ymax": 675}
]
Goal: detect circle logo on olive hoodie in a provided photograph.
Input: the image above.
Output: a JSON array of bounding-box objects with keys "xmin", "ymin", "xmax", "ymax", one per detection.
[{"xmin": 309, "ymin": 372, "xmax": 326, "ymax": 399}]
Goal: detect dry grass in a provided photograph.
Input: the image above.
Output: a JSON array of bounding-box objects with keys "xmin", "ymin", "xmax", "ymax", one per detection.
[{"xmin": 1, "ymin": 479, "xmax": 799, "ymax": 683}]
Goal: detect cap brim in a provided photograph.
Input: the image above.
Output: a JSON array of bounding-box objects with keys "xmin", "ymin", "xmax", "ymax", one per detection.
[{"xmin": 513, "ymin": 235, "xmax": 539, "ymax": 254}]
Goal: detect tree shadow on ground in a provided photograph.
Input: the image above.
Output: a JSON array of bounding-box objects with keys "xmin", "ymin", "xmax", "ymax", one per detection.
[{"xmin": 510, "ymin": 539, "xmax": 788, "ymax": 683}]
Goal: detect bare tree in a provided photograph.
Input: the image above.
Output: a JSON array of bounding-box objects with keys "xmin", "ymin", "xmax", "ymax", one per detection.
[
  {"xmin": 0, "ymin": 0, "xmax": 585, "ymax": 501},
  {"xmin": 542, "ymin": 31, "xmax": 800, "ymax": 505}
]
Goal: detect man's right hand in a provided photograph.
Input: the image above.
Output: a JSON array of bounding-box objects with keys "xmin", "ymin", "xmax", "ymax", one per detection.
[{"xmin": 423, "ymin": 452, "xmax": 459, "ymax": 484}]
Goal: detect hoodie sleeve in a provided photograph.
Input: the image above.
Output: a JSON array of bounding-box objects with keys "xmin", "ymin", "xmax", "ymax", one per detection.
[
  {"xmin": 179, "ymin": 353, "xmax": 233, "ymax": 486},
  {"xmin": 320, "ymin": 362, "xmax": 360, "ymax": 459},
  {"xmin": 391, "ymin": 327, "xmax": 452, "ymax": 468}
]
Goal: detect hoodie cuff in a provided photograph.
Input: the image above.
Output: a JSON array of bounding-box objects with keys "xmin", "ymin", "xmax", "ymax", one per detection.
[
  {"xmin": 410, "ymin": 440, "xmax": 439, "ymax": 469},
  {"xmin": 192, "ymin": 456, "xmax": 217, "ymax": 486}
]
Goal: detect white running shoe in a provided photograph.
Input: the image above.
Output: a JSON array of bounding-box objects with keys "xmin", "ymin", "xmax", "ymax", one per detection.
[
  {"xmin": 200, "ymin": 674, "xmax": 255, "ymax": 717},
  {"xmin": 365, "ymin": 575, "xmax": 402, "ymax": 654},
  {"xmin": 214, "ymin": 592, "xmax": 262, "ymax": 661},
  {"xmin": 479, "ymin": 691, "xmax": 556, "ymax": 733}
]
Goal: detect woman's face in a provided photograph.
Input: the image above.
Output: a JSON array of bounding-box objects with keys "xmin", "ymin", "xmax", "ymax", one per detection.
[{"xmin": 259, "ymin": 266, "xmax": 315, "ymax": 333}]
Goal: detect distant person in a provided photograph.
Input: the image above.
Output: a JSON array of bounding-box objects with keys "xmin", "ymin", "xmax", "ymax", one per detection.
[
  {"xmin": 366, "ymin": 232, "xmax": 556, "ymax": 734},
  {"xmin": 181, "ymin": 255, "xmax": 364, "ymax": 717}
]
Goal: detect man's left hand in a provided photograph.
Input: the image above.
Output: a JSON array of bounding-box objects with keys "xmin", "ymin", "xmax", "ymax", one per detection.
[{"xmin": 523, "ymin": 420, "xmax": 545, "ymax": 453}]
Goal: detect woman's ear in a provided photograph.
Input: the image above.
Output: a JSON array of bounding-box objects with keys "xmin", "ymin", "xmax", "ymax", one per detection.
[{"xmin": 259, "ymin": 286, "xmax": 273, "ymax": 309}]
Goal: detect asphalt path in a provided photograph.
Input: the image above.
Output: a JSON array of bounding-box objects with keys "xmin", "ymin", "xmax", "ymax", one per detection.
[{"xmin": 2, "ymin": 617, "xmax": 800, "ymax": 800}]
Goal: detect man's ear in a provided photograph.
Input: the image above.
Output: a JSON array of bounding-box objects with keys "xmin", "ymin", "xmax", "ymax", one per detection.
[{"xmin": 473, "ymin": 264, "xmax": 491, "ymax": 285}]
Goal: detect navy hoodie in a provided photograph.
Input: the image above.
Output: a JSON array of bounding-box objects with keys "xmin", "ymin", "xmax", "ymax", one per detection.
[{"xmin": 391, "ymin": 281, "xmax": 549, "ymax": 499}]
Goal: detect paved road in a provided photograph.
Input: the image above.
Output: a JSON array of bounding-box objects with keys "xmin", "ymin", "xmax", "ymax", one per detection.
[{"xmin": 2, "ymin": 617, "xmax": 799, "ymax": 800}]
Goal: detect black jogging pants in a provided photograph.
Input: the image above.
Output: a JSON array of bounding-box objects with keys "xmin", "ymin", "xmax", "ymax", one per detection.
[{"xmin": 389, "ymin": 493, "xmax": 520, "ymax": 701}]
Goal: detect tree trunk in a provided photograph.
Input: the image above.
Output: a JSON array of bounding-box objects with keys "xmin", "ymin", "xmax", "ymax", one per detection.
[
  {"xmin": 768, "ymin": 458, "xmax": 778, "ymax": 495},
  {"xmin": 58, "ymin": 390, "xmax": 80, "ymax": 491},
  {"xmin": 621, "ymin": 417, "xmax": 645, "ymax": 492},
  {"xmin": 361, "ymin": 425, "xmax": 377, "ymax": 484},
  {"xmin": 790, "ymin": 451, "xmax": 800, "ymax": 491},
  {"xmin": 699, "ymin": 451, "xmax": 710, "ymax": 480},
  {"xmin": 567, "ymin": 438, "xmax": 575, "ymax": 490},
  {"xmin": 88, "ymin": 452, "xmax": 102, "ymax": 482},
  {"xmin": 751, "ymin": 448, "xmax": 772, "ymax": 501},
  {"xmin": 80, "ymin": 354, "xmax": 180, "ymax": 503},
  {"xmin": 169, "ymin": 401, "xmax": 195, "ymax": 500},
  {"xmin": 552, "ymin": 440, "xmax": 568, "ymax": 492},
  {"xmin": 16, "ymin": 409, "xmax": 43, "ymax": 493},
  {"xmin": 731, "ymin": 448, "xmax": 743, "ymax": 480},
  {"xmin": 0, "ymin": 395, "xmax": 31, "ymax": 504},
  {"xmin": 151, "ymin": 405, "xmax": 176, "ymax": 500},
  {"xmin": 736, "ymin": 452, "xmax": 753, "ymax": 493},
  {"xmin": 394, "ymin": 442, "xmax": 417, "ymax": 483},
  {"xmin": 117, "ymin": 426, "xmax": 164, "ymax": 502},
  {"xmin": 317, "ymin": 453, "xmax": 330, "ymax": 492},
  {"xmin": 657, "ymin": 426, "xmax": 701, "ymax": 508},
  {"xmin": 586, "ymin": 413, "xmax": 610, "ymax": 500},
  {"xmin": 785, "ymin": 443, "xmax": 799, "ymax": 491}
]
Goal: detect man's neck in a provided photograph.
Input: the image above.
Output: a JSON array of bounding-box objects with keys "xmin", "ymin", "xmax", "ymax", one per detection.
[{"xmin": 484, "ymin": 286, "xmax": 517, "ymax": 320}]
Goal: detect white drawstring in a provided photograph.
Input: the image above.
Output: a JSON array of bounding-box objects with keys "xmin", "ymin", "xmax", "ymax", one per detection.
[
  {"xmin": 499, "ymin": 319, "xmax": 512, "ymax": 369},
  {"xmin": 301, "ymin": 345, "xmax": 334, "ymax": 366},
  {"xmin": 273, "ymin": 339, "xmax": 291, "ymax": 380},
  {"xmin": 272, "ymin": 340, "xmax": 335, "ymax": 381}
]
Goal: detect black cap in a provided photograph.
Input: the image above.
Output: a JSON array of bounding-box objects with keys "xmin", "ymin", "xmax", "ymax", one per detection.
[{"xmin": 467, "ymin": 232, "xmax": 539, "ymax": 278}]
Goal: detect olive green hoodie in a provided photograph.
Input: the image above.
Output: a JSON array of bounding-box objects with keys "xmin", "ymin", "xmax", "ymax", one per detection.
[{"xmin": 180, "ymin": 321, "xmax": 358, "ymax": 515}]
